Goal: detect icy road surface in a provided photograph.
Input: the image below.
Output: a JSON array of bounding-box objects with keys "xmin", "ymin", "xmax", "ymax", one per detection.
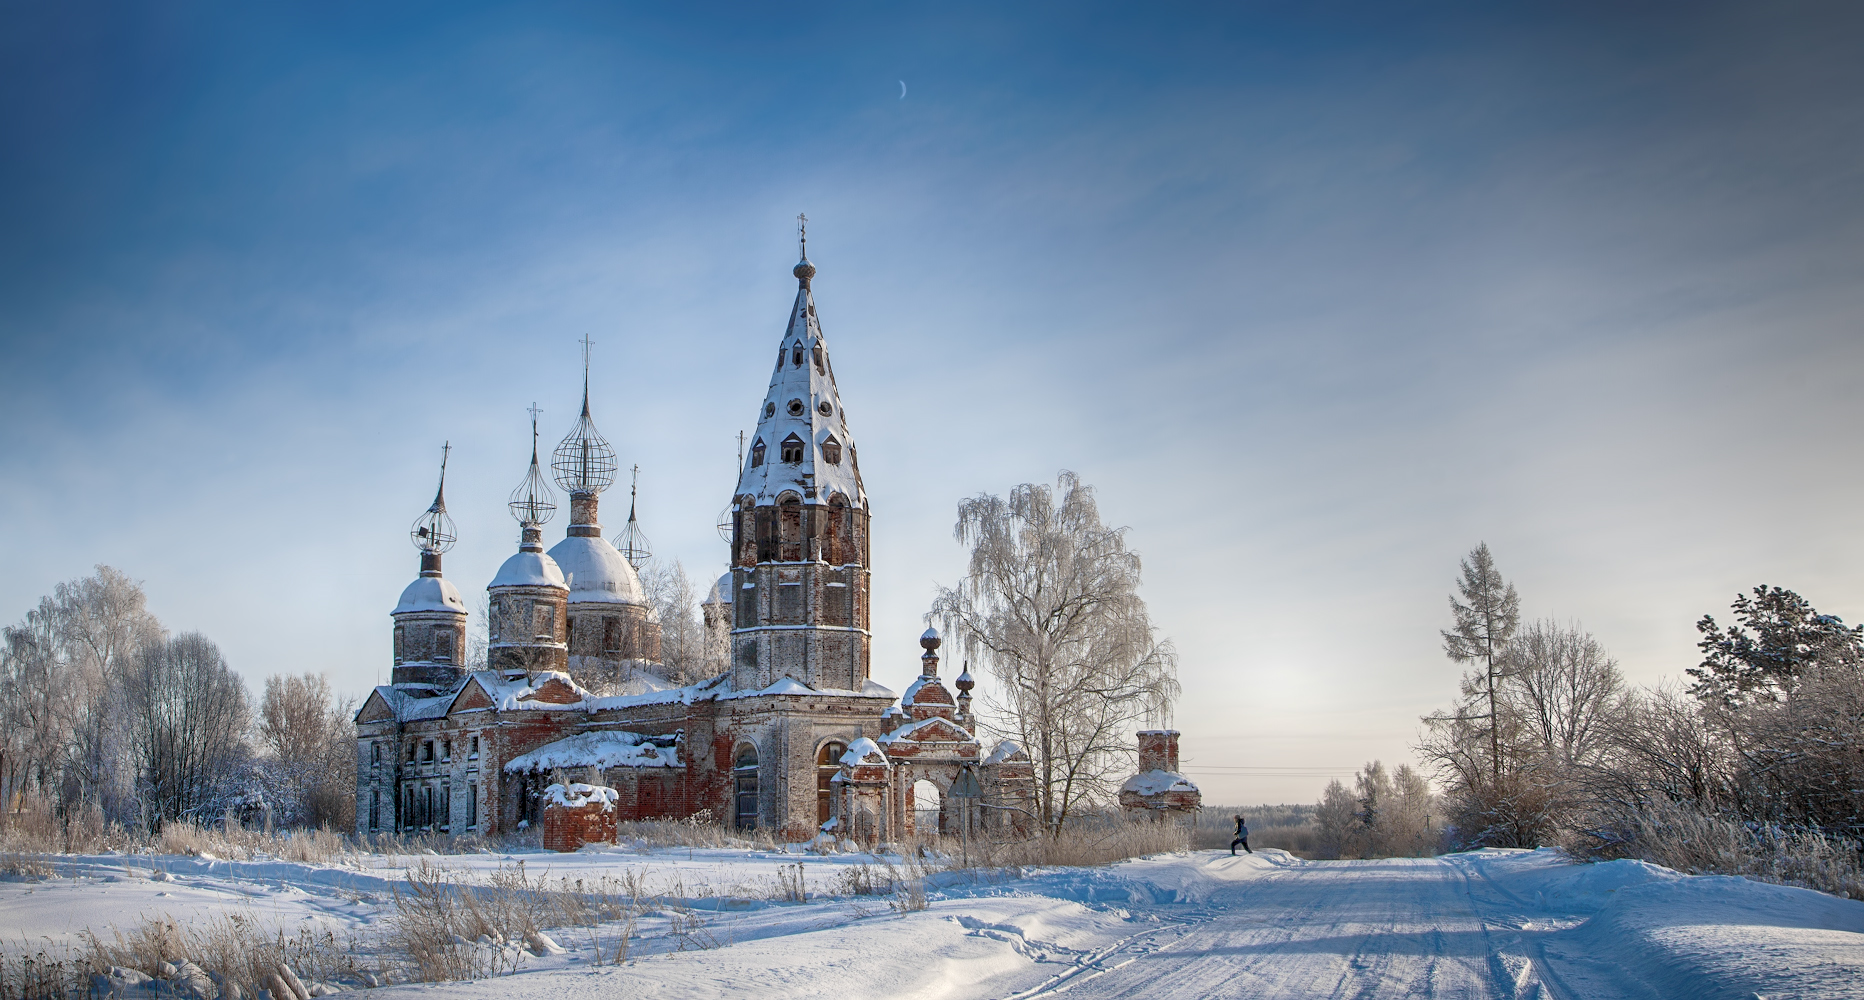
[{"xmin": 7, "ymin": 847, "xmax": 1861, "ymax": 999}]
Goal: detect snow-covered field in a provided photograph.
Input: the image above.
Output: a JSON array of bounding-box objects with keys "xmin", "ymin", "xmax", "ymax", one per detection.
[{"xmin": 6, "ymin": 845, "xmax": 1862, "ymax": 999}]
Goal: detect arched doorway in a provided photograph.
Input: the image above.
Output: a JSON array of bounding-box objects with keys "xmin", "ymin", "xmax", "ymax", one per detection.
[
  {"xmin": 817, "ymin": 741, "xmax": 847, "ymax": 825},
  {"xmin": 912, "ymin": 779, "xmax": 942, "ymax": 836},
  {"xmin": 733, "ymin": 744, "xmax": 759, "ymax": 829}
]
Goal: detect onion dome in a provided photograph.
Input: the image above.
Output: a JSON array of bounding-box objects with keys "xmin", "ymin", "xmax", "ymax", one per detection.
[
  {"xmin": 552, "ymin": 346, "xmax": 617, "ymax": 496},
  {"xmin": 410, "ymin": 443, "xmax": 457, "ymax": 560},
  {"xmin": 509, "ymin": 407, "xmax": 558, "ymax": 527}
]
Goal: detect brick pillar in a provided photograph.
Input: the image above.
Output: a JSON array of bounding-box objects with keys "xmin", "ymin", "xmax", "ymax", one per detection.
[
  {"xmin": 1137, "ymin": 730, "xmax": 1179, "ymax": 773},
  {"xmin": 541, "ymin": 783, "xmax": 617, "ymax": 852}
]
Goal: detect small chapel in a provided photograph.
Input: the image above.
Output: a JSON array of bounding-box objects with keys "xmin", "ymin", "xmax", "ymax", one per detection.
[{"xmin": 355, "ymin": 239, "xmax": 1037, "ymax": 843}]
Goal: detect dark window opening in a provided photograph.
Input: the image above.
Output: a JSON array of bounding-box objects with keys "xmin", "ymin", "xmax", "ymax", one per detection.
[
  {"xmin": 371, "ymin": 742, "xmax": 382, "ymax": 765},
  {"xmin": 470, "ymin": 736, "xmax": 480, "ymax": 758},
  {"xmin": 603, "ymin": 616, "xmax": 621, "ymax": 653},
  {"xmin": 812, "ymin": 342, "xmax": 824, "ymax": 374},
  {"xmin": 369, "ymin": 790, "xmax": 379, "ymax": 831},
  {"xmin": 467, "ymin": 782, "xmax": 477, "ymax": 829},
  {"xmin": 791, "ymin": 343, "xmax": 804, "ymax": 366},
  {"xmin": 780, "ymin": 434, "xmax": 805, "ymax": 464},
  {"xmin": 787, "ymin": 398, "xmax": 805, "ymax": 416},
  {"xmin": 734, "ymin": 745, "xmax": 760, "ymax": 829},
  {"xmin": 423, "ymin": 741, "xmax": 435, "ymax": 763},
  {"xmin": 817, "ymin": 399, "xmax": 832, "ymax": 415},
  {"xmin": 764, "ymin": 402, "xmax": 775, "ymax": 419},
  {"xmin": 750, "ymin": 438, "xmax": 766, "ymax": 468},
  {"xmin": 817, "ymin": 741, "xmax": 847, "ymax": 825},
  {"xmin": 822, "ymin": 435, "xmax": 841, "ymax": 465}
]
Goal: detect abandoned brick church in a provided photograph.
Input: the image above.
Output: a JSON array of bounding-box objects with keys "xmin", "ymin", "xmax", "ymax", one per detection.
[{"xmin": 355, "ymin": 245, "xmax": 1037, "ymax": 843}]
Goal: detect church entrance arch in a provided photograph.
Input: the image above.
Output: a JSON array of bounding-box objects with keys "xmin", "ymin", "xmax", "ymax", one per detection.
[{"xmin": 911, "ymin": 779, "xmax": 942, "ymax": 836}]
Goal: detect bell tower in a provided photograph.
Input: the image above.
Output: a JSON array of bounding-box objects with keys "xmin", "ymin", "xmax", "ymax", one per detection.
[
  {"xmin": 392, "ymin": 446, "xmax": 469, "ymax": 688},
  {"xmin": 727, "ymin": 224, "xmax": 872, "ymax": 692}
]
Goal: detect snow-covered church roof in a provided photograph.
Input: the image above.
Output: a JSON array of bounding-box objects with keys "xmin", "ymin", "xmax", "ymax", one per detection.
[
  {"xmin": 547, "ymin": 533, "xmax": 645, "ymax": 605},
  {"xmin": 733, "ymin": 253, "xmax": 866, "ymax": 508},
  {"xmin": 394, "ymin": 575, "xmax": 467, "ymax": 615},
  {"xmin": 490, "ymin": 549, "xmax": 567, "ymax": 590}
]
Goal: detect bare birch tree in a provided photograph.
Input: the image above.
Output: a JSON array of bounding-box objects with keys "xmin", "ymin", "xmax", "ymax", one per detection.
[
  {"xmin": 932, "ymin": 471, "xmax": 1179, "ymax": 836},
  {"xmin": 643, "ymin": 559, "xmax": 705, "ymax": 686},
  {"xmin": 258, "ymin": 672, "xmax": 357, "ymax": 828},
  {"xmin": 118, "ymin": 632, "xmax": 251, "ymax": 827}
]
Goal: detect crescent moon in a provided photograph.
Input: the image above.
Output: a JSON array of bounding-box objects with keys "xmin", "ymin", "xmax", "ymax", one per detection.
[{"xmin": 899, "ymin": 80, "xmax": 907, "ymax": 100}]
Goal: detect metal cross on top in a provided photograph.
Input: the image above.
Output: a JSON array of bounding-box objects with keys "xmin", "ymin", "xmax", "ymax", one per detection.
[{"xmin": 797, "ymin": 212, "xmax": 808, "ymax": 259}]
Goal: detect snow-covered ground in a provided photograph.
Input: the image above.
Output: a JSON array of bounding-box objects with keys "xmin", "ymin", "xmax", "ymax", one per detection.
[{"xmin": 6, "ymin": 845, "xmax": 1862, "ymax": 999}]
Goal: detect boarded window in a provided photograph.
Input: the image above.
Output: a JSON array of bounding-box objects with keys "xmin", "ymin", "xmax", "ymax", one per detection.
[
  {"xmin": 434, "ymin": 628, "xmax": 453, "ymax": 662},
  {"xmin": 779, "ymin": 497, "xmax": 802, "ymax": 561},
  {"xmin": 534, "ymin": 603, "xmax": 553, "ymax": 640},
  {"xmin": 393, "ymin": 627, "xmax": 403, "ymax": 662},
  {"xmin": 734, "ymin": 745, "xmax": 760, "ymax": 829}
]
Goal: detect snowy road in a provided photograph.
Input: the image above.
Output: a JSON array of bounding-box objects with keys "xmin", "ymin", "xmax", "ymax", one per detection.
[
  {"xmin": 993, "ymin": 851, "xmax": 1864, "ymax": 1000},
  {"xmin": 9, "ymin": 847, "xmax": 1862, "ymax": 999}
]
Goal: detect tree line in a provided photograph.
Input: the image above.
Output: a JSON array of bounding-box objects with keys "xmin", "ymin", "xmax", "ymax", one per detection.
[
  {"xmin": 0, "ymin": 566, "xmax": 355, "ymax": 841},
  {"xmin": 1416, "ymin": 543, "xmax": 1864, "ymax": 893}
]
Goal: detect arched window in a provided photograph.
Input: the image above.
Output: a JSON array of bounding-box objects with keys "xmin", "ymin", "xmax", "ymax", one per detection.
[
  {"xmin": 821, "ymin": 434, "xmax": 842, "ymax": 465},
  {"xmin": 912, "ymin": 779, "xmax": 943, "ymax": 837},
  {"xmin": 781, "ymin": 434, "xmax": 805, "ymax": 464},
  {"xmin": 750, "ymin": 438, "xmax": 766, "ymax": 468},
  {"xmin": 733, "ymin": 744, "xmax": 760, "ymax": 829},
  {"xmin": 812, "ymin": 341, "xmax": 824, "ymax": 374},
  {"xmin": 817, "ymin": 741, "xmax": 847, "ymax": 824},
  {"xmin": 791, "ymin": 342, "xmax": 805, "ymax": 367}
]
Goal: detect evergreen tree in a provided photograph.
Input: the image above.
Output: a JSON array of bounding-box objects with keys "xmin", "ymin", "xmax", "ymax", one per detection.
[
  {"xmin": 1689, "ymin": 585, "xmax": 1864, "ymax": 708},
  {"xmin": 1440, "ymin": 543, "xmax": 1520, "ymax": 790}
]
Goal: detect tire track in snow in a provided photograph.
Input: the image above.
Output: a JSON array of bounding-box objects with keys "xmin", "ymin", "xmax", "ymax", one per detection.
[{"xmin": 996, "ymin": 852, "xmax": 1583, "ymax": 999}]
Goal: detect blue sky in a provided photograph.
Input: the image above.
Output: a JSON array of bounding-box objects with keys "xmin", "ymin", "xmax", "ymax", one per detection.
[{"xmin": 3, "ymin": 2, "xmax": 1862, "ymax": 803}]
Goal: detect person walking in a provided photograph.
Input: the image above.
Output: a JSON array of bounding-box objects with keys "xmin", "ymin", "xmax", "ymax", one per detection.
[{"xmin": 1230, "ymin": 815, "xmax": 1251, "ymax": 855}]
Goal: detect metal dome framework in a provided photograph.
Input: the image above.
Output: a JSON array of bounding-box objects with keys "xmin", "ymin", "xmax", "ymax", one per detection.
[
  {"xmin": 411, "ymin": 443, "xmax": 458, "ymax": 554},
  {"xmin": 552, "ymin": 341, "xmax": 618, "ymax": 496},
  {"xmin": 509, "ymin": 405, "xmax": 558, "ymax": 527},
  {"xmin": 617, "ymin": 464, "xmax": 653, "ymax": 571}
]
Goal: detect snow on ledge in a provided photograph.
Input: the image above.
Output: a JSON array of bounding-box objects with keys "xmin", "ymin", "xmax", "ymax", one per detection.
[
  {"xmin": 1120, "ymin": 769, "xmax": 1199, "ymax": 796},
  {"xmin": 505, "ymin": 732, "xmax": 680, "ymax": 772},
  {"xmin": 543, "ymin": 783, "xmax": 618, "ymax": 810}
]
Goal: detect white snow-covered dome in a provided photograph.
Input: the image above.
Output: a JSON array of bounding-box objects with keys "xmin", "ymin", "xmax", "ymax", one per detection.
[
  {"xmin": 546, "ymin": 534, "xmax": 645, "ymax": 604},
  {"xmin": 490, "ymin": 550, "xmax": 567, "ymax": 590},
  {"xmin": 703, "ymin": 572, "xmax": 733, "ymax": 606},
  {"xmin": 394, "ymin": 575, "xmax": 467, "ymax": 615}
]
